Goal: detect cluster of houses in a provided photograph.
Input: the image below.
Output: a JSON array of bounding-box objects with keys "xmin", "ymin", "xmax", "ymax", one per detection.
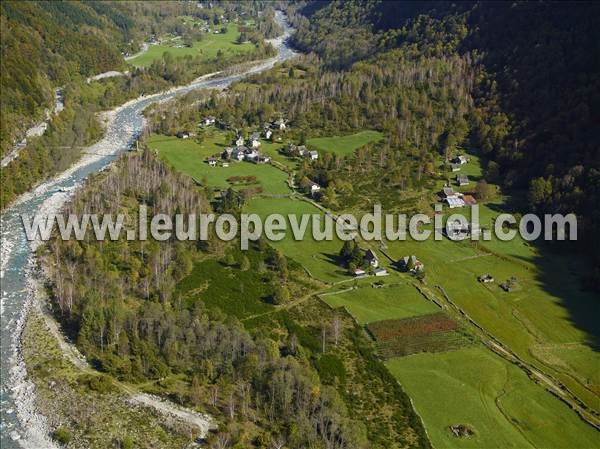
[
  {"xmin": 440, "ymin": 184, "xmax": 476, "ymax": 209},
  {"xmin": 352, "ymin": 249, "xmax": 426, "ymax": 278},
  {"xmin": 284, "ymin": 143, "xmax": 319, "ymax": 161}
]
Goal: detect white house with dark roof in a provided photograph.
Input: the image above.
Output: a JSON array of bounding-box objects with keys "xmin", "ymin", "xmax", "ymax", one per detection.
[
  {"xmin": 274, "ymin": 118, "xmax": 286, "ymax": 130},
  {"xmin": 203, "ymin": 116, "xmax": 216, "ymax": 126},
  {"xmin": 308, "ymin": 180, "xmax": 321, "ymax": 196},
  {"xmin": 249, "ymin": 132, "xmax": 261, "ymax": 148},
  {"xmin": 235, "ymin": 136, "xmax": 245, "ymax": 146},
  {"xmin": 364, "ymin": 249, "xmax": 379, "ymax": 268}
]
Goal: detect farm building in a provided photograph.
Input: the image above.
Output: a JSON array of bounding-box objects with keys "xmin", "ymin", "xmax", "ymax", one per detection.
[
  {"xmin": 365, "ymin": 249, "xmax": 379, "ymax": 268},
  {"xmin": 264, "ymin": 129, "xmax": 272, "ymax": 139},
  {"xmin": 176, "ymin": 131, "xmax": 190, "ymax": 139},
  {"xmin": 456, "ymin": 174, "xmax": 470, "ymax": 186},
  {"xmin": 354, "ymin": 268, "xmax": 366, "ymax": 277},
  {"xmin": 463, "ymin": 195, "xmax": 477, "ymax": 206},
  {"xmin": 207, "ymin": 157, "xmax": 217, "ymax": 167},
  {"xmin": 442, "ymin": 186, "xmax": 460, "ymax": 198},
  {"xmin": 478, "ymin": 274, "xmax": 494, "ymax": 283},
  {"xmin": 203, "ymin": 116, "xmax": 216, "ymax": 126},
  {"xmin": 374, "ymin": 268, "xmax": 388, "ymax": 276},
  {"xmin": 445, "ymin": 197, "xmax": 465, "ymax": 208},
  {"xmin": 249, "ymin": 132, "xmax": 261, "ymax": 148},
  {"xmin": 306, "ymin": 150, "xmax": 319, "ymax": 160},
  {"xmin": 256, "ymin": 155, "xmax": 271, "ymax": 164},
  {"xmin": 274, "ymin": 118, "xmax": 287, "ymax": 130},
  {"xmin": 308, "ymin": 180, "xmax": 321, "ymax": 196},
  {"xmin": 452, "ymin": 155, "xmax": 468, "ymax": 165},
  {"xmin": 451, "ymin": 163, "xmax": 461, "ymax": 172},
  {"xmin": 235, "ymin": 136, "xmax": 245, "ymax": 146},
  {"xmin": 399, "ymin": 255, "xmax": 424, "ymax": 272}
]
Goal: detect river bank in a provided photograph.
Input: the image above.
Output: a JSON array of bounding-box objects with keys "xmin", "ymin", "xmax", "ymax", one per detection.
[{"xmin": 0, "ymin": 11, "xmax": 296, "ymax": 448}]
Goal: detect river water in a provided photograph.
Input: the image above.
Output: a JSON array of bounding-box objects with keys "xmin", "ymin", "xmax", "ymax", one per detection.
[{"xmin": 0, "ymin": 12, "xmax": 295, "ymax": 448}]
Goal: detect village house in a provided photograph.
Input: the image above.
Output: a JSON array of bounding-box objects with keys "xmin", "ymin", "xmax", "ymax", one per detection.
[
  {"xmin": 399, "ymin": 255, "xmax": 424, "ymax": 272},
  {"xmin": 264, "ymin": 129, "xmax": 273, "ymax": 140},
  {"xmin": 442, "ymin": 186, "xmax": 460, "ymax": 198},
  {"xmin": 256, "ymin": 155, "xmax": 271, "ymax": 164},
  {"xmin": 231, "ymin": 147, "xmax": 246, "ymax": 161},
  {"xmin": 244, "ymin": 148, "xmax": 259, "ymax": 161},
  {"xmin": 274, "ymin": 118, "xmax": 286, "ymax": 130},
  {"xmin": 451, "ymin": 163, "xmax": 461, "ymax": 172},
  {"xmin": 222, "ymin": 162, "xmax": 230, "ymax": 168},
  {"xmin": 456, "ymin": 174, "xmax": 470, "ymax": 186},
  {"xmin": 453, "ymin": 155, "xmax": 468, "ymax": 165},
  {"xmin": 306, "ymin": 150, "xmax": 318, "ymax": 160},
  {"xmin": 374, "ymin": 268, "xmax": 388, "ymax": 277},
  {"xmin": 203, "ymin": 116, "xmax": 216, "ymax": 126},
  {"xmin": 207, "ymin": 157, "xmax": 217, "ymax": 167},
  {"xmin": 478, "ymin": 274, "xmax": 494, "ymax": 283},
  {"xmin": 176, "ymin": 131, "xmax": 190, "ymax": 139},
  {"xmin": 222, "ymin": 147, "xmax": 234, "ymax": 159},
  {"xmin": 354, "ymin": 268, "xmax": 366, "ymax": 277},
  {"xmin": 462, "ymin": 194, "xmax": 477, "ymax": 206},
  {"xmin": 445, "ymin": 197, "xmax": 466, "ymax": 208},
  {"xmin": 249, "ymin": 132, "xmax": 261, "ymax": 148},
  {"xmin": 308, "ymin": 180, "xmax": 321, "ymax": 197},
  {"xmin": 364, "ymin": 249, "xmax": 379, "ymax": 268},
  {"xmin": 235, "ymin": 135, "xmax": 245, "ymax": 146}
]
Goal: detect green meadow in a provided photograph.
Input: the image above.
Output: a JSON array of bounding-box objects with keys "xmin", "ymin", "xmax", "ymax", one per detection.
[
  {"xmin": 246, "ymin": 197, "xmax": 350, "ymax": 283},
  {"xmin": 307, "ymin": 130, "xmax": 384, "ymax": 156},
  {"xmin": 387, "ymin": 347, "xmax": 600, "ymax": 449},
  {"xmin": 322, "ymin": 282, "xmax": 439, "ymax": 324},
  {"xmin": 128, "ymin": 23, "xmax": 255, "ymax": 68},
  {"xmin": 147, "ymin": 134, "xmax": 290, "ymax": 194}
]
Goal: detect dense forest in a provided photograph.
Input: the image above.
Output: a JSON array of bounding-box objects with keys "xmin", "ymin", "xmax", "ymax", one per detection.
[{"xmin": 149, "ymin": 0, "xmax": 600, "ymax": 286}]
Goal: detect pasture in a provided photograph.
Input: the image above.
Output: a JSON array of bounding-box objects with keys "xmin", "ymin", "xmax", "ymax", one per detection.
[
  {"xmin": 246, "ymin": 197, "xmax": 351, "ymax": 283},
  {"xmin": 322, "ymin": 282, "xmax": 438, "ymax": 324},
  {"xmin": 387, "ymin": 347, "xmax": 600, "ymax": 449},
  {"xmin": 307, "ymin": 130, "xmax": 384, "ymax": 156},
  {"xmin": 127, "ymin": 23, "xmax": 255, "ymax": 67},
  {"xmin": 147, "ymin": 134, "xmax": 290, "ymax": 194}
]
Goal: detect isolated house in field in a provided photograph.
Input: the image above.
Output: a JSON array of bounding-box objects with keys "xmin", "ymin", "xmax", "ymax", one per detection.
[
  {"xmin": 308, "ymin": 180, "xmax": 321, "ymax": 196},
  {"xmin": 176, "ymin": 131, "xmax": 190, "ymax": 139},
  {"xmin": 235, "ymin": 135, "xmax": 245, "ymax": 146},
  {"xmin": 249, "ymin": 132, "xmax": 261, "ymax": 148},
  {"xmin": 451, "ymin": 163, "xmax": 461, "ymax": 172},
  {"xmin": 203, "ymin": 116, "xmax": 216, "ymax": 126},
  {"xmin": 453, "ymin": 155, "xmax": 468, "ymax": 165},
  {"xmin": 274, "ymin": 118, "xmax": 286, "ymax": 130},
  {"xmin": 456, "ymin": 174, "xmax": 470, "ymax": 186},
  {"xmin": 445, "ymin": 197, "xmax": 465, "ymax": 208},
  {"xmin": 478, "ymin": 274, "xmax": 494, "ymax": 283},
  {"xmin": 207, "ymin": 157, "xmax": 217, "ymax": 167},
  {"xmin": 399, "ymin": 255, "xmax": 424, "ymax": 272},
  {"xmin": 364, "ymin": 249, "xmax": 379, "ymax": 268}
]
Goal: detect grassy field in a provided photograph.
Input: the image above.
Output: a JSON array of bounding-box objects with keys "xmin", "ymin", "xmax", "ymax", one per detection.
[
  {"xmin": 246, "ymin": 197, "xmax": 353, "ymax": 283},
  {"xmin": 307, "ymin": 130, "xmax": 384, "ymax": 156},
  {"xmin": 387, "ymin": 347, "xmax": 600, "ymax": 449},
  {"xmin": 148, "ymin": 133, "xmax": 290, "ymax": 194},
  {"xmin": 322, "ymin": 282, "xmax": 439, "ymax": 323},
  {"xmin": 128, "ymin": 23, "xmax": 255, "ymax": 68}
]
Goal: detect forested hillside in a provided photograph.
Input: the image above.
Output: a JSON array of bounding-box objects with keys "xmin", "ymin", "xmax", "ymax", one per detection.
[
  {"xmin": 0, "ymin": 1, "xmax": 131, "ymax": 154},
  {"xmin": 0, "ymin": 1, "xmax": 279, "ymax": 208}
]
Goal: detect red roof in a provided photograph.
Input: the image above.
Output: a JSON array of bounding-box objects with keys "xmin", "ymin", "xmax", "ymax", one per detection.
[{"xmin": 463, "ymin": 195, "xmax": 477, "ymax": 205}]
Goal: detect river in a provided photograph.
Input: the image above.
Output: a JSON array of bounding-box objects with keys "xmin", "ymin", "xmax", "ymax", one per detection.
[{"xmin": 0, "ymin": 11, "xmax": 295, "ymax": 448}]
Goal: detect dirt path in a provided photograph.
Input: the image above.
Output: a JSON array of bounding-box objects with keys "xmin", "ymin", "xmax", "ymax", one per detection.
[{"xmin": 32, "ymin": 277, "xmax": 216, "ymax": 437}]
